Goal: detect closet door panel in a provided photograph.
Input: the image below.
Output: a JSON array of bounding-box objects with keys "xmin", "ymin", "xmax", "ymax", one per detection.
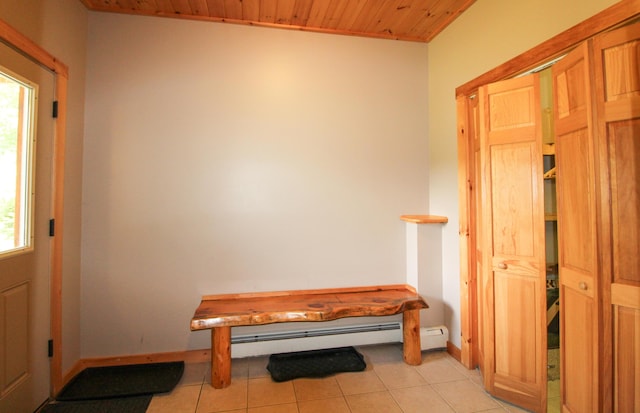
[
  {"xmin": 609, "ymin": 119, "xmax": 640, "ymax": 285},
  {"xmin": 493, "ymin": 272, "xmax": 538, "ymax": 382},
  {"xmin": 614, "ymin": 305, "xmax": 639, "ymax": 412},
  {"xmin": 490, "ymin": 143, "xmax": 537, "ymax": 258},
  {"xmin": 555, "ymin": 129, "xmax": 595, "ymax": 276},
  {"xmin": 479, "ymin": 73, "xmax": 546, "ymax": 412},
  {"xmin": 553, "ymin": 41, "xmax": 600, "ymax": 412},
  {"xmin": 562, "ymin": 286, "xmax": 595, "ymax": 413},
  {"xmin": 593, "ymin": 21, "xmax": 640, "ymax": 413}
]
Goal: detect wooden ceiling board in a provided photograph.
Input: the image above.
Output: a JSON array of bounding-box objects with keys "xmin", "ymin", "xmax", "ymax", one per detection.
[
  {"xmin": 320, "ymin": 0, "xmax": 348, "ymax": 30},
  {"xmin": 385, "ymin": 3, "xmax": 429, "ymax": 39},
  {"xmin": 241, "ymin": 0, "xmax": 260, "ymax": 21},
  {"xmin": 229, "ymin": 0, "xmax": 247, "ymax": 19},
  {"xmin": 333, "ymin": 0, "xmax": 367, "ymax": 31},
  {"xmin": 204, "ymin": 0, "xmax": 224, "ymax": 17},
  {"xmin": 258, "ymin": 0, "xmax": 277, "ymax": 22},
  {"xmin": 274, "ymin": 0, "xmax": 296, "ymax": 25},
  {"xmin": 367, "ymin": 0, "xmax": 412, "ymax": 36},
  {"xmin": 408, "ymin": 0, "xmax": 467, "ymax": 41},
  {"xmin": 190, "ymin": 0, "xmax": 210, "ymax": 16},
  {"xmin": 290, "ymin": 0, "xmax": 314, "ymax": 27},
  {"xmin": 174, "ymin": 0, "xmax": 195, "ymax": 15},
  {"xmin": 78, "ymin": 0, "xmax": 476, "ymax": 42},
  {"xmin": 305, "ymin": 0, "xmax": 332, "ymax": 28}
]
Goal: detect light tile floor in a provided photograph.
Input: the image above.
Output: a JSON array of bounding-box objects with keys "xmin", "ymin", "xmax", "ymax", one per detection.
[
  {"xmin": 547, "ymin": 380, "xmax": 560, "ymax": 413},
  {"xmin": 146, "ymin": 343, "xmax": 544, "ymax": 413}
]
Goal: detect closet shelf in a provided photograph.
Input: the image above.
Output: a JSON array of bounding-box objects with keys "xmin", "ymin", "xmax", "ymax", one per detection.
[
  {"xmin": 544, "ymin": 166, "xmax": 556, "ymax": 179},
  {"xmin": 543, "ymin": 143, "xmax": 555, "ymax": 155}
]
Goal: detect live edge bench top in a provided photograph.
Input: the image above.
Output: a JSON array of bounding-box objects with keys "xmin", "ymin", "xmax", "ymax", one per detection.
[
  {"xmin": 190, "ymin": 284, "xmax": 428, "ymax": 331},
  {"xmin": 191, "ymin": 284, "xmax": 428, "ymax": 388}
]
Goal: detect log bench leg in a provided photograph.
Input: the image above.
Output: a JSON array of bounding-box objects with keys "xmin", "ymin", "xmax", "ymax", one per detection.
[
  {"xmin": 211, "ymin": 326, "xmax": 231, "ymax": 389},
  {"xmin": 402, "ymin": 309, "xmax": 422, "ymax": 365}
]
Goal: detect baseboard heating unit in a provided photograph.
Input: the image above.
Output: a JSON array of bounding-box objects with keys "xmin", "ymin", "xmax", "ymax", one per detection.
[
  {"xmin": 229, "ymin": 322, "xmax": 449, "ymax": 358},
  {"xmin": 230, "ymin": 322, "xmax": 402, "ymax": 357},
  {"xmin": 418, "ymin": 325, "xmax": 449, "ymax": 351},
  {"xmin": 232, "ymin": 322, "xmax": 401, "ymax": 344}
]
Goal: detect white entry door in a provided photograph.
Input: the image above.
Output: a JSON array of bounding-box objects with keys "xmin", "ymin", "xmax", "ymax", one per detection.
[{"xmin": 0, "ymin": 41, "xmax": 55, "ymax": 413}]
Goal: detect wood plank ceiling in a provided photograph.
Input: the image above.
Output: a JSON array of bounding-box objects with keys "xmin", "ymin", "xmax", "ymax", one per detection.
[{"xmin": 79, "ymin": 0, "xmax": 476, "ymax": 42}]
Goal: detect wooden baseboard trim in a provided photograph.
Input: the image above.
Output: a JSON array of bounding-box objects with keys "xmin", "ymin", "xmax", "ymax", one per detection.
[
  {"xmin": 79, "ymin": 348, "xmax": 212, "ymax": 370},
  {"xmin": 446, "ymin": 340, "xmax": 462, "ymax": 362},
  {"xmin": 62, "ymin": 361, "xmax": 86, "ymax": 388}
]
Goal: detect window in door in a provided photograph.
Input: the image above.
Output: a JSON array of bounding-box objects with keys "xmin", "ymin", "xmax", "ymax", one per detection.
[{"xmin": 0, "ymin": 67, "xmax": 37, "ymax": 257}]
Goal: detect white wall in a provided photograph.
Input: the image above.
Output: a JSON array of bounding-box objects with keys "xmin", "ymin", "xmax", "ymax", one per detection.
[
  {"xmin": 82, "ymin": 13, "xmax": 430, "ymax": 357},
  {"xmin": 428, "ymin": 0, "xmax": 618, "ymax": 348},
  {"xmin": 0, "ymin": 0, "xmax": 87, "ymax": 376}
]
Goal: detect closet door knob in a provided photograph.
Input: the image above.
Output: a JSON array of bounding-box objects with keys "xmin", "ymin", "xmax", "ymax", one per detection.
[
  {"xmin": 579, "ymin": 281, "xmax": 588, "ymax": 291},
  {"xmin": 497, "ymin": 262, "xmax": 508, "ymax": 270}
]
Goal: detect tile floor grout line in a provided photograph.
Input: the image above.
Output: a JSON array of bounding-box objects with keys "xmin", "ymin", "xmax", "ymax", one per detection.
[
  {"xmin": 245, "ymin": 370, "xmax": 250, "ymax": 413},
  {"xmin": 197, "ymin": 364, "xmax": 205, "ymax": 413},
  {"xmin": 193, "ymin": 380, "xmax": 204, "ymax": 413},
  {"xmin": 147, "ymin": 346, "xmax": 546, "ymax": 413},
  {"xmin": 428, "ymin": 379, "xmax": 462, "ymax": 413}
]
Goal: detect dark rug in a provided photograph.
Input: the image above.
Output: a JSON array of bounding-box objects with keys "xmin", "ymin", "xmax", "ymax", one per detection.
[
  {"xmin": 267, "ymin": 346, "xmax": 366, "ymax": 382},
  {"xmin": 40, "ymin": 395, "xmax": 152, "ymax": 413},
  {"xmin": 57, "ymin": 361, "xmax": 184, "ymax": 401}
]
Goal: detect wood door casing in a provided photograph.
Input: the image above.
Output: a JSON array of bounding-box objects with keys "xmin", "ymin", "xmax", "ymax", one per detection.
[
  {"xmin": 458, "ymin": 92, "xmax": 482, "ymax": 371},
  {"xmin": 457, "ymin": 94, "xmax": 473, "ymax": 369},
  {"xmin": 470, "ymin": 95, "xmax": 483, "ymax": 373},
  {"xmin": 479, "ymin": 74, "xmax": 546, "ymax": 412},
  {"xmin": 592, "ymin": 21, "xmax": 640, "ymax": 413}
]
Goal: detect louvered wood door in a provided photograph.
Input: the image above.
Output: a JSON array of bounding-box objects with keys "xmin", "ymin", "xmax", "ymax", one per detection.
[
  {"xmin": 592, "ymin": 22, "xmax": 640, "ymax": 413},
  {"xmin": 479, "ymin": 73, "xmax": 547, "ymax": 412},
  {"xmin": 553, "ymin": 41, "xmax": 601, "ymax": 413}
]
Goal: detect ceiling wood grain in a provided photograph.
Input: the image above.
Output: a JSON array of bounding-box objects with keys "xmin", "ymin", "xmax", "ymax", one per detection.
[{"xmin": 79, "ymin": 0, "xmax": 475, "ymax": 42}]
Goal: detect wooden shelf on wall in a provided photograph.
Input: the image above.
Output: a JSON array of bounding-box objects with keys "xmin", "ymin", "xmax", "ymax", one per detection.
[{"xmin": 400, "ymin": 215, "xmax": 448, "ymax": 224}]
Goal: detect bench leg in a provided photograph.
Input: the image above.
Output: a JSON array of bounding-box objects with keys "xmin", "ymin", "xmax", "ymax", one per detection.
[
  {"xmin": 211, "ymin": 326, "xmax": 232, "ymax": 389},
  {"xmin": 402, "ymin": 309, "xmax": 422, "ymax": 365}
]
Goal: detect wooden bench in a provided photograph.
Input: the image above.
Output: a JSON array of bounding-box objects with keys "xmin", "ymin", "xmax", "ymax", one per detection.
[{"xmin": 190, "ymin": 284, "xmax": 428, "ymax": 388}]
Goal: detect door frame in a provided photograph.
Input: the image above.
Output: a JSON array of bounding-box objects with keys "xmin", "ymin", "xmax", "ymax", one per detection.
[
  {"xmin": 456, "ymin": 0, "xmax": 639, "ymax": 403},
  {"xmin": 0, "ymin": 20, "xmax": 68, "ymax": 395}
]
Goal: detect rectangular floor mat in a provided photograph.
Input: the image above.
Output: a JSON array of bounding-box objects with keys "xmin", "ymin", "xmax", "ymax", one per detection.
[
  {"xmin": 267, "ymin": 346, "xmax": 366, "ymax": 382},
  {"xmin": 56, "ymin": 361, "xmax": 184, "ymax": 401}
]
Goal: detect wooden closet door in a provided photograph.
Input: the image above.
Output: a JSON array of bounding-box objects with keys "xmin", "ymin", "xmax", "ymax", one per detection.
[
  {"xmin": 553, "ymin": 41, "xmax": 600, "ymax": 413},
  {"xmin": 593, "ymin": 22, "xmax": 640, "ymax": 413},
  {"xmin": 479, "ymin": 73, "xmax": 547, "ymax": 412}
]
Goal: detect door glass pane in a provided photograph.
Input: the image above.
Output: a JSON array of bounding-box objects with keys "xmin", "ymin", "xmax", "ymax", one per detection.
[{"xmin": 0, "ymin": 67, "xmax": 36, "ymax": 257}]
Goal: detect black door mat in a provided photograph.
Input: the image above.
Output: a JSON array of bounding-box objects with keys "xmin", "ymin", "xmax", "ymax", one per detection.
[
  {"xmin": 40, "ymin": 395, "xmax": 152, "ymax": 413},
  {"xmin": 267, "ymin": 346, "xmax": 366, "ymax": 382},
  {"xmin": 56, "ymin": 361, "xmax": 184, "ymax": 401}
]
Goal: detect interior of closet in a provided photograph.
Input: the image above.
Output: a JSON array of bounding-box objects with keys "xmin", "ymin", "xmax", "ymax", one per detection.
[{"xmin": 540, "ymin": 66, "xmax": 560, "ymax": 411}]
